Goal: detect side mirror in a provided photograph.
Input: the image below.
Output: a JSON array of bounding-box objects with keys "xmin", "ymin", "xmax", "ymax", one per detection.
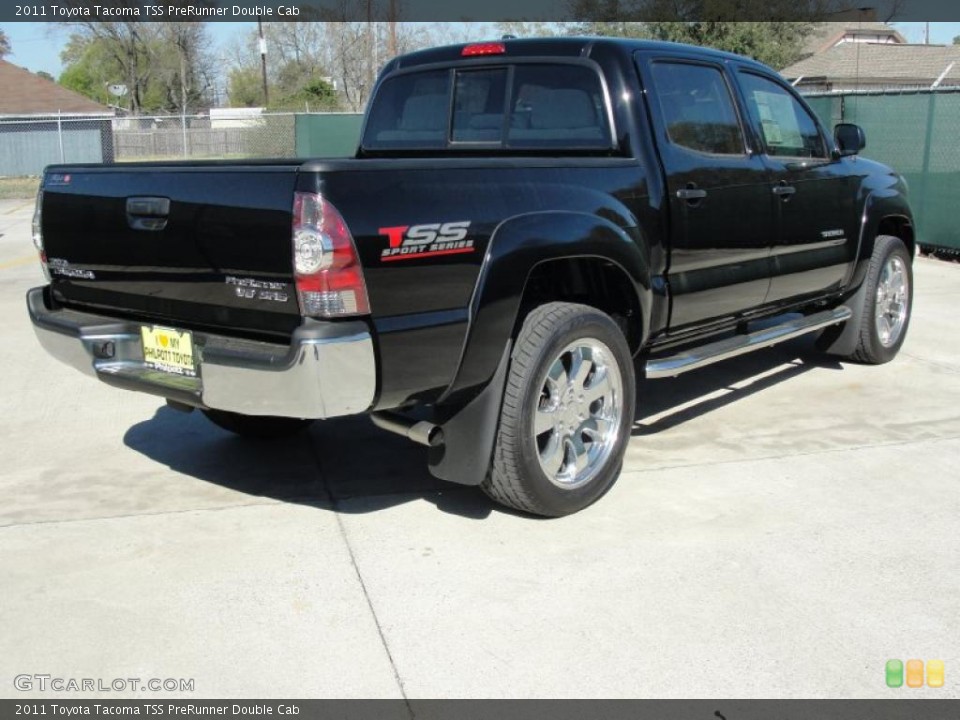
[{"xmin": 834, "ymin": 123, "xmax": 865, "ymax": 157}]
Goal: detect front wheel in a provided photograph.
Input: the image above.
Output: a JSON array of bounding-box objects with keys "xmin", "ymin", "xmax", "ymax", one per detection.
[
  {"xmin": 202, "ymin": 409, "xmax": 314, "ymax": 439},
  {"xmin": 848, "ymin": 235, "xmax": 913, "ymax": 364},
  {"xmin": 482, "ymin": 302, "xmax": 636, "ymax": 517}
]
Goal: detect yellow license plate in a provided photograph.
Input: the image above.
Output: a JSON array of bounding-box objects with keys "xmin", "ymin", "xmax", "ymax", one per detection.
[{"xmin": 140, "ymin": 326, "xmax": 196, "ymax": 377}]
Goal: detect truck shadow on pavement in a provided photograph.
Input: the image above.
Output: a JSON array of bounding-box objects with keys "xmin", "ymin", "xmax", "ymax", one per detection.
[
  {"xmin": 123, "ymin": 335, "xmax": 843, "ymax": 518},
  {"xmin": 633, "ymin": 334, "xmax": 843, "ymax": 437},
  {"xmin": 123, "ymin": 405, "xmax": 492, "ymax": 518}
]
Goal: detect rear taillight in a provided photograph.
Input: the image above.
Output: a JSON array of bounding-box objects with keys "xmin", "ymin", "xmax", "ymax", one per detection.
[
  {"xmin": 32, "ymin": 189, "xmax": 50, "ymax": 282},
  {"xmin": 292, "ymin": 192, "xmax": 369, "ymax": 317}
]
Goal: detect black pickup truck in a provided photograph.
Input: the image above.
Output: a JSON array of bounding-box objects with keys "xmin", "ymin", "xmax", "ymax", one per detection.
[{"xmin": 28, "ymin": 38, "xmax": 915, "ymax": 516}]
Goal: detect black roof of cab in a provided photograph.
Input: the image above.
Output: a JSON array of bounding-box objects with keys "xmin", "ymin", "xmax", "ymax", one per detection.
[{"xmin": 386, "ymin": 37, "xmax": 777, "ymax": 77}]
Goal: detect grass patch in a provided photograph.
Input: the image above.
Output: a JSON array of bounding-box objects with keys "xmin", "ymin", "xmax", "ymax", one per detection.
[{"xmin": 0, "ymin": 176, "xmax": 40, "ymax": 200}]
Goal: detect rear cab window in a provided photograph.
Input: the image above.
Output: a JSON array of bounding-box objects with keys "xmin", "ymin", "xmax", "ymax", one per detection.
[{"xmin": 362, "ymin": 62, "xmax": 614, "ymax": 152}]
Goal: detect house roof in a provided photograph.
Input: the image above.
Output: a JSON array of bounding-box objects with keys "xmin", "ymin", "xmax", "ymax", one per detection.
[
  {"xmin": 800, "ymin": 22, "xmax": 906, "ymax": 57},
  {"xmin": 782, "ymin": 42, "xmax": 960, "ymax": 85},
  {"xmin": 0, "ymin": 60, "xmax": 111, "ymax": 117}
]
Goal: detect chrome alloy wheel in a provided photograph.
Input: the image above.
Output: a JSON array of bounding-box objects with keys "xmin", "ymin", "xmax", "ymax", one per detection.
[
  {"xmin": 875, "ymin": 255, "xmax": 909, "ymax": 347},
  {"xmin": 533, "ymin": 339, "xmax": 624, "ymax": 490}
]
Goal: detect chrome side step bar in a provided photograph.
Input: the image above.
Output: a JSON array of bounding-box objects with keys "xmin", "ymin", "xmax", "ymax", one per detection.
[{"xmin": 645, "ymin": 306, "xmax": 852, "ymax": 379}]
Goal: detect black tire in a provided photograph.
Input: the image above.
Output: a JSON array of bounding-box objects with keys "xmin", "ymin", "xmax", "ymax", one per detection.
[
  {"xmin": 847, "ymin": 235, "xmax": 913, "ymax": 364},
  {"xmin": 202, "ymin": 409, "xmax": 314, "ymax": 439},
  {"xmin": 482, "ymin": 302, "xmax": 636, "ymax": 517}
]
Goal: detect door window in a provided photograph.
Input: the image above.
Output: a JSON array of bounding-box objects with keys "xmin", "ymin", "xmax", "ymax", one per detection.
[
  {"xmin": 649, "ymin": 62, "xmax": 745, "ymax": 156},
  {"xmin": 738, "ymin": 73, "xmax": 828, "ymax": 159}
]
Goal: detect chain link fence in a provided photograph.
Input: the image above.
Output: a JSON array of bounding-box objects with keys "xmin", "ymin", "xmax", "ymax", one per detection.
[
  {"xmin": 4, "ymin": 92, "xmax": 959, "ymax": 251},
  {"xmin": 803, "ymin": 87, "xmax": 960, "ymax": 252},
  {"xmin": 0, "ymin": 111, "xmax": 363, "ymax": 178},
  {"xmin": 111, "ymin": 113, "xmax": 299, "ymax": 161}
]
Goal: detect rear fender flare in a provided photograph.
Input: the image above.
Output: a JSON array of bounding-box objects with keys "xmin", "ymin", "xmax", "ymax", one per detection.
[{"xmin": 440, "ymin": 211, "xmax": 651, "ymax": 403}]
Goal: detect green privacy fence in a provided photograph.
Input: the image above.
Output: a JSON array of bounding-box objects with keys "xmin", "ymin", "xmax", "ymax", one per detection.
[
  {"xmin": 294, "ymin": 113, "xmax": 364, "ymax": 158},
  {"xmin": 804, "ymin": 89, "xmax": 960, "ymax": 251}
]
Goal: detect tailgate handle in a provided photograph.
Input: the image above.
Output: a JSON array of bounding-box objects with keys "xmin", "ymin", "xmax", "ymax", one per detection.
[{"xmin": 126, "ymin": 197, "xmax": 170, "ymax": 231}]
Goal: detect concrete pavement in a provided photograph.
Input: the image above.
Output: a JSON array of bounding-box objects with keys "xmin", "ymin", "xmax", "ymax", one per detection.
[{"xmin": 1, "ymin": 198, "xmax": 957, "ymax": 698}]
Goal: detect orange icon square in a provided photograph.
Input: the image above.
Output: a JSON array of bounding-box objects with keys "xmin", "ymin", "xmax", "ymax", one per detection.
[{"xmin": 906, "ymin": 659, "xmax": 924, "ymax": 687}]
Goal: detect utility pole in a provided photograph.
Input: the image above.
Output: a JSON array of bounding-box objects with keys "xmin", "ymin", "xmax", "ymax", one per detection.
[
  {"xmin": 366, "ymin": 1, "xmax": 375, "ymax": 90},
  {"xmin": 177, "ymin": 30, "xmax": 188, "ymax": 114},
  {"xmin": 179, "ymin": 32, "xmax": 188, "ymax": 158},
  {"xmin": 388, "ymin": 0, "xmax": 397, "ymax": 58},
  {"xmin": 258, "ymin": 17, "xmax": 269, "ymax": 106}
]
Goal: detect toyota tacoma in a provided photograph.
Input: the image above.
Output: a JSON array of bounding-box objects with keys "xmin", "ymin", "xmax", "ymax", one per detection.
[{"xmin": 27, "ymin": 38, "xmax": 915, "ymax": 516}]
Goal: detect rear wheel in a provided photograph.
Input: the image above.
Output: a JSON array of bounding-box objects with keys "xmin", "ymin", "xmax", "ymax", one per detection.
[
  {"xmin": 202, "ymin": 409, "xmax": 314, "ymax": 439},
  {"xmin": 482, "ymin": 302, "xmax": 636, "ymax": 517}
]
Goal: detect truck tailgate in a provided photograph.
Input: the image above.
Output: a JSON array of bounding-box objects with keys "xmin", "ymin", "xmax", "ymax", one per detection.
[{"xmin": 40, "ymin": 162, "xmax": 303, "ymax": 340}]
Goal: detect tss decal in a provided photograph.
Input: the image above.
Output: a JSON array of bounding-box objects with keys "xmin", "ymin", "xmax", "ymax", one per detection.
[{"xmin": 378, "ymin": 221, "xmax": 473, "ymax": 261}]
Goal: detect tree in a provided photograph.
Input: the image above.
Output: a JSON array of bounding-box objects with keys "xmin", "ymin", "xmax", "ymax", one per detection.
[
  {"xmin": 154, "ymin": 23, "xmax": 215, "ymax": 112},
  {"xmin": 954, "ymin": 35, "xmax": 959, "ymax": 45},
  {"xmin": 224, "ymin": 21, "xmax": 362, "ymax": 111},
  {"xmin": 224, "ymin": 22, "xmax": 336, "ymax": 110},
  {"xmin": 222, "ymin": 20, "xmax": 492, "ymax": 113},
  {"xmin": 0, "ymin": 28, "xmax": 10, "ymax": 59},
  {"xmin": 495, "ymin": 22, "xmax": 575, "ymax": 38},
  {"xmin": 317, "ymin": 21, "xmax": 492, "ymax": 111},
  {"xmin": 59, "ymin": 33, "xmax": 124, "ymax": 107},
  {"xmin": 227, "ymin": 66, "xmax": 266, "ymax": 107},
  {"xmin": 570, "ymin": 0, "xmax": 841, "ymax": 23},
  {"xmin": 568, "ymin": 18, "xmax": 819, "ymax": 69},
  {"xmin": 267, "ymin": 22, "xmax": 339, "ymax": 110},
  {"xmin": 36, "ymin": 71, "xmax": 55, "ymax": 82},
  {"xmin": 322, "ymin": 22, "xmax": 377, "ymax": 111},
  {"xmin": 565, "ymin": 0, "xmax": 857, "ymax": 68},
  {"xmin": 59, "ymin": 22, "xmax": 215, "ymax": 114},
  {"xmin": 642, "ymin": 22, "xmax": 816, "ymax": 69},
  {"xmin": 60, "ymin": 22, "xmax": 158, "ymax": 113}
]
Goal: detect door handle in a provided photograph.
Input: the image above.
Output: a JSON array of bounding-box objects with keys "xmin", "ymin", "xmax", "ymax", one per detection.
[
  {"xmin": 677, "ymin": 187, "xmax": 708, "ymax": 203},
  {"xmin": 773, "ymin": 183, "xmax": 796, "ymax": 199},
  {"xmin": 126, "ymin": 197, "xmax": 170, "ymax": 217},
  {"xmin": 126, "ymin": 196, "xmax": 170, "ymax": 231}
]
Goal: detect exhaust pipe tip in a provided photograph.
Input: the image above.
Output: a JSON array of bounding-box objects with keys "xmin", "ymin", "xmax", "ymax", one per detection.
[
  {"xmin": 408, "ymin": 421, "xmax": 444, "ymax": 447},
  {"xmin": 371, "ymin": 412, "xmax": 444, "ymax": 448}
]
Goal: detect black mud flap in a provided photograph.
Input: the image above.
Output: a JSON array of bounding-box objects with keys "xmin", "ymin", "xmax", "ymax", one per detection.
[
  {"xmin": 428, "ymin": 342, "xmax": 512, "ymax": 487},
  {"xmin": 816, "ymin": 281, "xmax": 867, "ymax": 357}
]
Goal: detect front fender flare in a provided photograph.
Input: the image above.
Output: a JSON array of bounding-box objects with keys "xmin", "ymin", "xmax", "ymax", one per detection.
[
  {"xmin": 819, "ymin": 188, "xmax": 913, "ymax": 357},
  {"xmin": 849, "ymin": 184, "xmax": 913, "ymax": 290}
]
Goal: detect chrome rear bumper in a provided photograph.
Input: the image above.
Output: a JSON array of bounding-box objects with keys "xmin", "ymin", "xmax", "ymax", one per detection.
[{"xmin": 26, "ymin": 287, "xmax": 377, "ymax": 419}]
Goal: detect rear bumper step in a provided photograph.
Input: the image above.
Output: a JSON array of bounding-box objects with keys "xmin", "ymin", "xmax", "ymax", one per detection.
[
  {"xmin": 26, "ymin": 287, "xmax": 376, "ymax": 419},
  {"xmin": 645, "ymin": 306, "xmax": 852, "ymax": 379}
]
